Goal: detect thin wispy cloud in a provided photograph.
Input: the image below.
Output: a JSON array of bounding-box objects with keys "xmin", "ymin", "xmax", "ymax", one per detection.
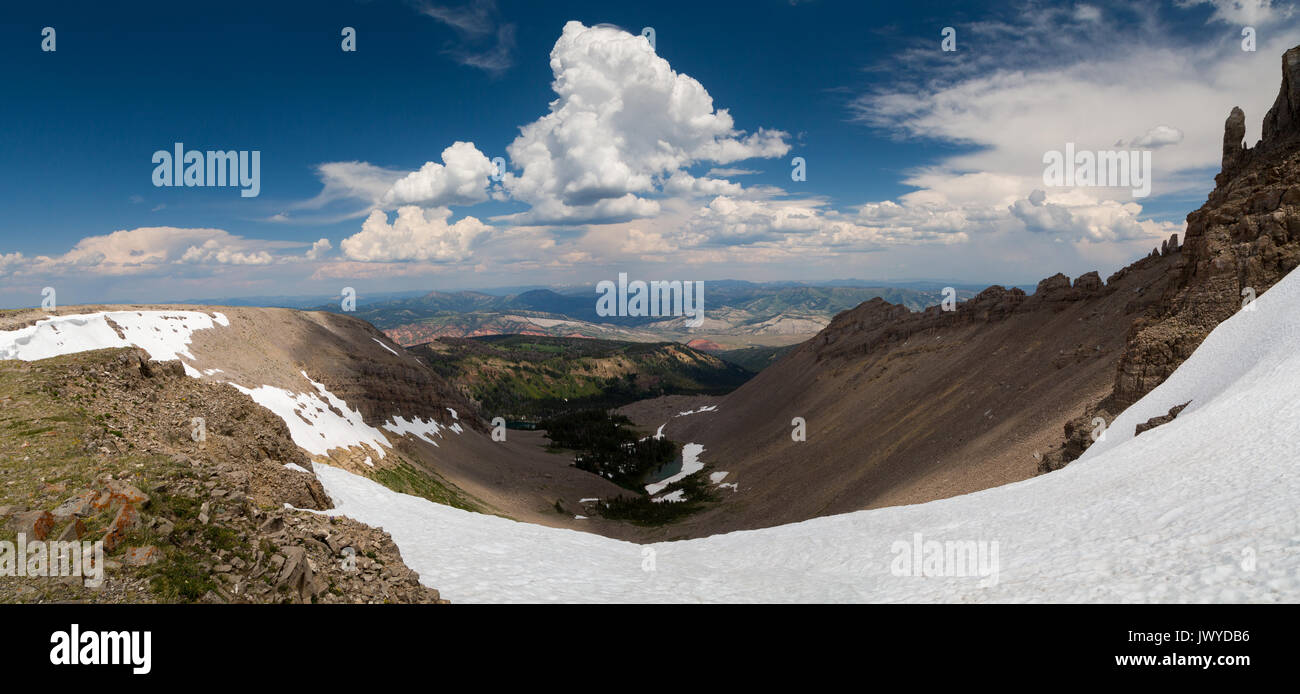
[{"xmin": 412, "ymin": 0, "xmax": 517, "ymax": 74}]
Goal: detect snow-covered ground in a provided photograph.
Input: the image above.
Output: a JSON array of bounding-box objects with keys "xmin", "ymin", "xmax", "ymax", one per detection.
[
  {"xmin": 3, "ymin": 279, "xmax": 1298, "ymax": 602},
  {"xmin": 645, "ymin": 443, "xmax": 705, "ymax": 496},
  {"xmin": 230, "ymin": 374, "xmax": 393, "ymax": 461},
  {"xmin": 0, "ymin": 311, "xmax": 226, "ymax": 362}
]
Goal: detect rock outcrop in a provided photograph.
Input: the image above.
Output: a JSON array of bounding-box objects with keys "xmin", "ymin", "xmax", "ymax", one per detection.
[
  {"xmin": 1043, "ymin": 44, "xmax": 1300, "ymax": 470},
  {"xmin": 1111, "ymin": 46, "xmax": 1300, "ymax": 412},
  {"xmin": 0, "ymin": 347, "xmax": 445, "ymax": 604},
  {"xmin": 811, "ymin": 268, "xmax": 1121, "ymax": 363}
]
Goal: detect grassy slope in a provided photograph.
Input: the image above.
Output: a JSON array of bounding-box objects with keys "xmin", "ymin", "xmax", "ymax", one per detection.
[{"xmin": 0, "ymin": 353, "xmax": 203, "ymax": 602}]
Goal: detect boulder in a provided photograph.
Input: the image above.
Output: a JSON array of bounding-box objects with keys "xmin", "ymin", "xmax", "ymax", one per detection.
[
  {"xmin": 124, "ymin": 546, "xmax": 162, "ymax": 567},
  {"xmin": 102, "ymin": 503, "xmax": 140, "ymax": 553},
  {"xmin": 106, "ymin": 480, "xmax": 149, "ymax": 507},
  {"xmin": 55, "ymin": 519, "xmax": 87, "ymax": 542},
  {"xmin": 51, "ymin": 490, "xmax": 97, "ymax": 520},
  {"xmin": 8, "ymin": 510, "xmax": 54, "ymax": 541}
]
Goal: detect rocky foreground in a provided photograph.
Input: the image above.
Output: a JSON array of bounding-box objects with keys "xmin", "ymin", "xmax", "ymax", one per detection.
[{"xmin": 0, "ymin": 348, "xmax": 444, "ymax": 603}]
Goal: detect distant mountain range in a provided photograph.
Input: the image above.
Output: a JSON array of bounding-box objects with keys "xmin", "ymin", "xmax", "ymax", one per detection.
[{"xmin": 311, "ymin": 282, "xmax": 982, "ymax": 348}]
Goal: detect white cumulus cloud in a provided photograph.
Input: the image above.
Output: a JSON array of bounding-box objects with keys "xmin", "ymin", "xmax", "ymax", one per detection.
[
  {"xmin": 341, "ymin": 206, "xmax": 490, "ymax": 262},
  {"xmin": 305, "ymin": 238, "xmax": 333, "ymax": 260},
  {"xmin": 381, "ymin": 141, "xmax": 496, "ymax": 207},
  {"xmin": 499, "ymin": 21, "xmax": 790, "ymax": 225}
]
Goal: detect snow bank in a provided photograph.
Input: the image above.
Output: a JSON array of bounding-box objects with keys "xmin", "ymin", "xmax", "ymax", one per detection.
[
  {"xmin": 645, "ymin": 443, "xmax": 705, "ymax": 495},
  {"xmin": 1080, "ymin": 274, "xmax": 1300, "ymax": 461},
  {"xmin": 383, "ymin": 416, "xmax": 450, "ymax": 447},
  {"xmin": 0, "ymin": 311, "xmax": 224, "ymax": 362},
  {"xmin": 230, "ymin": 375, "xmax": 390, "ymax": 460}
]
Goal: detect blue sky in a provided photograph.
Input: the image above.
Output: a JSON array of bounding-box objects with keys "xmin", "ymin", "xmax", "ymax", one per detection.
[{"xmin": 0, "ymin": 0, "xmax": 1297, "ymax": 306}]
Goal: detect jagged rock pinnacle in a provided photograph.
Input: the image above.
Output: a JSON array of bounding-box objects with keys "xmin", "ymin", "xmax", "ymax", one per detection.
[
  {"xmin": 1261, "ymin": 46, "xmax": 1300, "ymax": 146},
  {"xmin": 1218, "ymin": 45, "xmax": 1300, "ymax": 185},
  {"xmin": 1222, "ymin": 106, "xmax": 1246, "ymax": 173}
]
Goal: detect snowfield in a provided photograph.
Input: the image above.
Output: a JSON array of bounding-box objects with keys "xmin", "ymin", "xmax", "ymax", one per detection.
[
  {"xmin": 3, "ymin": 277, "xmax": 1298, "ymax": 602},
  {"xmin": 0, "ymin": 311, "xmax": 226, "ymax": 362},
  {"xmin": 229, "ymin": 375, "xmax": 392, "ymax": 460}
]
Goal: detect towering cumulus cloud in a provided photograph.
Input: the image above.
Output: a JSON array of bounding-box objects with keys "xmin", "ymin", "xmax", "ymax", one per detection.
[{"xmin": 500, "ymin": 21, "xmax": 790, "ymax": 224}]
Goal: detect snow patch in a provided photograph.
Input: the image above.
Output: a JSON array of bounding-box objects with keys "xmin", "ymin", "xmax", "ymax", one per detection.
[
  {"xmin": 652, "ymin": 490, "xmax": 686, "ymax": 504},
  {"xmin": 230, "ymin": 374, "xmax": 390, "ymax": 460},
  {"xmin": 383, "ymin": 416, "xmax": 446, "ymax": 446},
  {"xmin": 0, "ymin": 311, "xmax": 223, "ymax": 362},
  {"xmin": 645, "ymin": 443, "xmax": 705, "ymax": 495},
  {"xmin": 372, "ymin": 337, "xmax": 401, "ymax": 357}
]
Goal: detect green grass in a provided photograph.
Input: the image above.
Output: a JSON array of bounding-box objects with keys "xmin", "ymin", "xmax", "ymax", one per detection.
[
  {"xmin": 0, "ymin": 352, "xmax": 173, "ymax": 534},
  {"xmin": 146, "ymin": 551, "xmax": 217, "ymax": 602},
  {"xmin": 0, "ymin": 350, "xmax": 233, "ymax": 603},
  {"xmin": 371, "ymin": 461, "xmax": 481, "ymax": 513}
]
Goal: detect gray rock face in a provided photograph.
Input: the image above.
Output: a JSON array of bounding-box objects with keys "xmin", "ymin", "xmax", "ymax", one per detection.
[
  {"xmin": 1042, "ymin": 44, "xmax": 1300, "ymax": 474},
  {"xmin": 1223, "ymin": 106, "xmax": 1247, "ymax": 173},
  {"xmin": 1261, "ymin": 47, "xmax": 1300, "ymax": 147}
]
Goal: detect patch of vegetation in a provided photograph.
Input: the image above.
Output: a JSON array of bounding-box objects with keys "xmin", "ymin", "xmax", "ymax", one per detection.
[
  {"xmin": 371, "ymin": 461, "xmax": 481, "ymax": 512},
  {"xmin": 540, "ymin": 409, "xmax": 676, "ymax": 490},
  {"xmin": 152, "ymin": 489, "xmax": 201, "ymax": 522},
  {"xmin": 147, "ymin": 550, "xmax": 217, "ymax": 603},
  {"xmin": 599, "ymin": 472, "xmax": 720, "ymax": 526},
  {"xmin": 202, "ymin": 525, "xmax": 241, "ymax": 552}
]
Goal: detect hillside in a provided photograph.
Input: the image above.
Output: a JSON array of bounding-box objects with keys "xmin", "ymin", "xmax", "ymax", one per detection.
[
  {"xmin": 410, "ymin": 335, "xmax": 753, "ymax": 420},
  {"xmin": 0, "ymin": 346, "xmax": 443, "ymax": 603},
  {"xmin": 622, "ymin": 257, "xmax": 1181, "ymax": 536},
  {"xmin": 0, "ymin": 306, "xmax": 643, "ymax": 547}
]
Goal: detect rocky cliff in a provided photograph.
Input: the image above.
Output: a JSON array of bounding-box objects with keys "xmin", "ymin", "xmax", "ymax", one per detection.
[{"xmin": 1042, "ymin": 45, "xmax": 1300, "ymax": 471}]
